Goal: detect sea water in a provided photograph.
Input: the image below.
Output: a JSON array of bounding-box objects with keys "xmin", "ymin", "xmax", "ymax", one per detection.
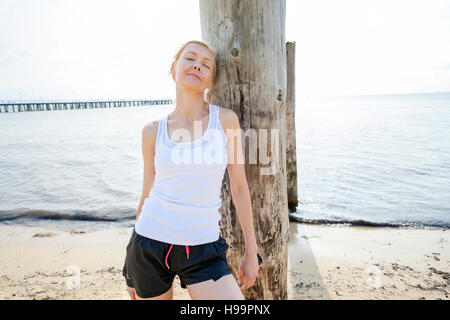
[{"xmin": 0, "ymin": 92, "xmax": 449, "ymax": 231}]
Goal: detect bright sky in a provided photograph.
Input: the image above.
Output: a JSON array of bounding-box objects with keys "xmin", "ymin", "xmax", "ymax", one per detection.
[{"xmin": 1, "ymin": 0, "xmax": 449, "ymax": 101}]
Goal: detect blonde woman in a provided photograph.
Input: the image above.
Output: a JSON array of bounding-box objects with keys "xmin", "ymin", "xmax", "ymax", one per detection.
[{"xmin": 122, "ymin": 40, "xmax": 260, "ymax": 300}]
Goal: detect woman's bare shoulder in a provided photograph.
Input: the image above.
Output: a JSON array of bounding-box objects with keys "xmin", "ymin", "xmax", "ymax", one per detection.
[
  {"xmin": 217, "ymin": 105, "xmax": 240, "ymax": 130},
  {"xmin": 141, "ymin": 119, "xmax": 161, "ymax": 147},
  {"xmin": 143, "ymin": 119, "xmax": 159, "ymax": 135}
]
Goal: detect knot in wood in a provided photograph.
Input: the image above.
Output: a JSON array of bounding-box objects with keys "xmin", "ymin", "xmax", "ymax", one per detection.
[
  {"xmin": 218, "ymin": 18, "xmax": 233, "ymax": 40},
  {"xmin": 277, "ymin": 89, "xmax": 283, "ymax": 102}
]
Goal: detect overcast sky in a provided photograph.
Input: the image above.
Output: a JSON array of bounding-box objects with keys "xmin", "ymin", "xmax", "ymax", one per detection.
[{"xmin": 1, "ymin": 0, "xmax": 449, "ymax": 101}]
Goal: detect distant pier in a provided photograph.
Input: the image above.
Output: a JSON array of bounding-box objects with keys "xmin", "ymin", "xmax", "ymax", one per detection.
[{"xmin": 0, "ymin": 99, "xmax": 172, "ymax": 113}]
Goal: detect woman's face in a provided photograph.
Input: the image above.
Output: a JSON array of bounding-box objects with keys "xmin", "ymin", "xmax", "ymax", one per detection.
[{"xmin": 170, "ymin": 43, "xmax": 215, "ymax": 95}]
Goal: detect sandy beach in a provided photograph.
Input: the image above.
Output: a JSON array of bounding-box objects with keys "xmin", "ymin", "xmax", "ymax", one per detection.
[{"xmin": 0, "ymin": 222, "xmax": 448, "ymax": 300}]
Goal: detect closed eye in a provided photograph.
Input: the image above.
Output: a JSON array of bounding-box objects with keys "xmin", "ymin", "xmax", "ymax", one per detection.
[{"xmin": 185, "ymin": 58, "xmax": 211, "ymax": 69}]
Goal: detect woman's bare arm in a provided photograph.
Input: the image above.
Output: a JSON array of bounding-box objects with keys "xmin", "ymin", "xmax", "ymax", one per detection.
[
  {"xmin": 127, "ymin": 121, "xmax": 158, "ymax": 298},
  {"xmin": 222, "ymin": 108, "xmax": 258, "ymax": 255},
  {"xmin": 135, "ymin": 121, "xmax": 158, "ymax": 221}
]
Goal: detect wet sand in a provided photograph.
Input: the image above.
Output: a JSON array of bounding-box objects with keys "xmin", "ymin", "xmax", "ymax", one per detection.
[{"xmin": 0, "ymin": 223, "xmax": 448, "ymax": 300}]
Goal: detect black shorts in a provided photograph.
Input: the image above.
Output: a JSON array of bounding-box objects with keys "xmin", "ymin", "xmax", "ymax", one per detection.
[{"xmin": 122, "ymin": 228, "xmax": 233, "ymax": 299}]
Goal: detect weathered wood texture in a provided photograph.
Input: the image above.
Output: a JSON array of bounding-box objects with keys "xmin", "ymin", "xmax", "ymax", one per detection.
[
  {"xmin": 286, "ymin": 41, "xmax": 298, "ymax": 212},
  {"xmin": 199, "ymin": 0, "xmax": 289, "ymax": 299}
]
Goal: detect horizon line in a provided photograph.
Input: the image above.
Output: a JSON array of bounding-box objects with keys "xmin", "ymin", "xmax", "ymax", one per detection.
[
  {"xmin": 297, "ymin": 90, "xmax": 450, "ymax": 99},
  {"xmin": 2, "ymin": 90, "xmax": 450, "ymax": 104}
]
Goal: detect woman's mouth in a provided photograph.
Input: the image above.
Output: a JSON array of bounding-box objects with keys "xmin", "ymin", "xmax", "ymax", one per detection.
[{"xmin": 188, "ymin": 73, "xmax": 201, "ymax": 80}]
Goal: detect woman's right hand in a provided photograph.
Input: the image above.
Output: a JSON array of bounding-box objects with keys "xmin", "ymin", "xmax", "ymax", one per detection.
[{"xmin": 127, "ymin": 286, "xmax": 137, "ymax": 300}]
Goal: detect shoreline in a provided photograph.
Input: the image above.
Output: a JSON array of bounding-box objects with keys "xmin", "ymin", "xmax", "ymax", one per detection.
[
  {"xmin": 3, "ymin": 213, "xmax": 449, "ymax": 232},
  {"xmin": 0, "ymin": 222, "xmax": 448, "ymax": 300}
]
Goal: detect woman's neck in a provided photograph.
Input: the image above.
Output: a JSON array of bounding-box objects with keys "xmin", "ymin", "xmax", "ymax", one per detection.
[{"xmin": 171, "ymin": 86, "xmax": 209, "ymax": 121}]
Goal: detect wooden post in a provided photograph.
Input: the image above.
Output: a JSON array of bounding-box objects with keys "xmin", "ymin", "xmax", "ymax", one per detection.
[
  {"xmin": 199, "ymin": 0, "xmax": 289, "ymax": 299},
  {"xmin": 286, "ymin": 42, "xmax": 298, "ymax": 212}
]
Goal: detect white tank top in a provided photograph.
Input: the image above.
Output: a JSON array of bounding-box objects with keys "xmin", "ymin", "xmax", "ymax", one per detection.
[{"xmin": 135, "ymin": 103, "xmax": 228, "ymax": 245}]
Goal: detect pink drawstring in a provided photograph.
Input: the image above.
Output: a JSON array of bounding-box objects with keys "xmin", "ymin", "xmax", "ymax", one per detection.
[
  {"xmin": 165, "ymin": 244, "xmax": 173, "ymax": 269},
  {"xmin": 164, "ymin": 220, "xmax": 221, "ymax": 269},
  {"xmin": 165, "ymin": 244, "xmax": 189, "ymax": 269}
]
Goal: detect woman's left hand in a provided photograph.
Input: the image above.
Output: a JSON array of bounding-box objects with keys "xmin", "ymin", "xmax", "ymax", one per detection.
[{"xmin": 238, "ymin": 251, "xmax": 260, "ymax": 290}]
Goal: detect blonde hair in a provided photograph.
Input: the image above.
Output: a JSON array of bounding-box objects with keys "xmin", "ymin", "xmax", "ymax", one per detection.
[{"xmin": 169, "ymin": 40, "xmax": 217, "ymax": 84}]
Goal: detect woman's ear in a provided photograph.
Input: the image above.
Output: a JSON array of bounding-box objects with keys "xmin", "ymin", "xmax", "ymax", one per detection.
[{"xmin": 170, "ymin": 62, "xmax": 176, "ymax": 81}]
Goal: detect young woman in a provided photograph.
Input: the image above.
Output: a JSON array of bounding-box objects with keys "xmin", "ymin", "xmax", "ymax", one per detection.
[{"xmin": 122, "ymin": 40, "xmax": 259, "ymax": 300}]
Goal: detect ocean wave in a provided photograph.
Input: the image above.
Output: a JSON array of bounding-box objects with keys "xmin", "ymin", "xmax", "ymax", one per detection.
[
  {"xmin": 0, "ymin": 209, "xmax": 130, "ymax": 222},
  {"xmin": 288, "ymin": 212, "xmax": 449, "ymax": 229}
]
